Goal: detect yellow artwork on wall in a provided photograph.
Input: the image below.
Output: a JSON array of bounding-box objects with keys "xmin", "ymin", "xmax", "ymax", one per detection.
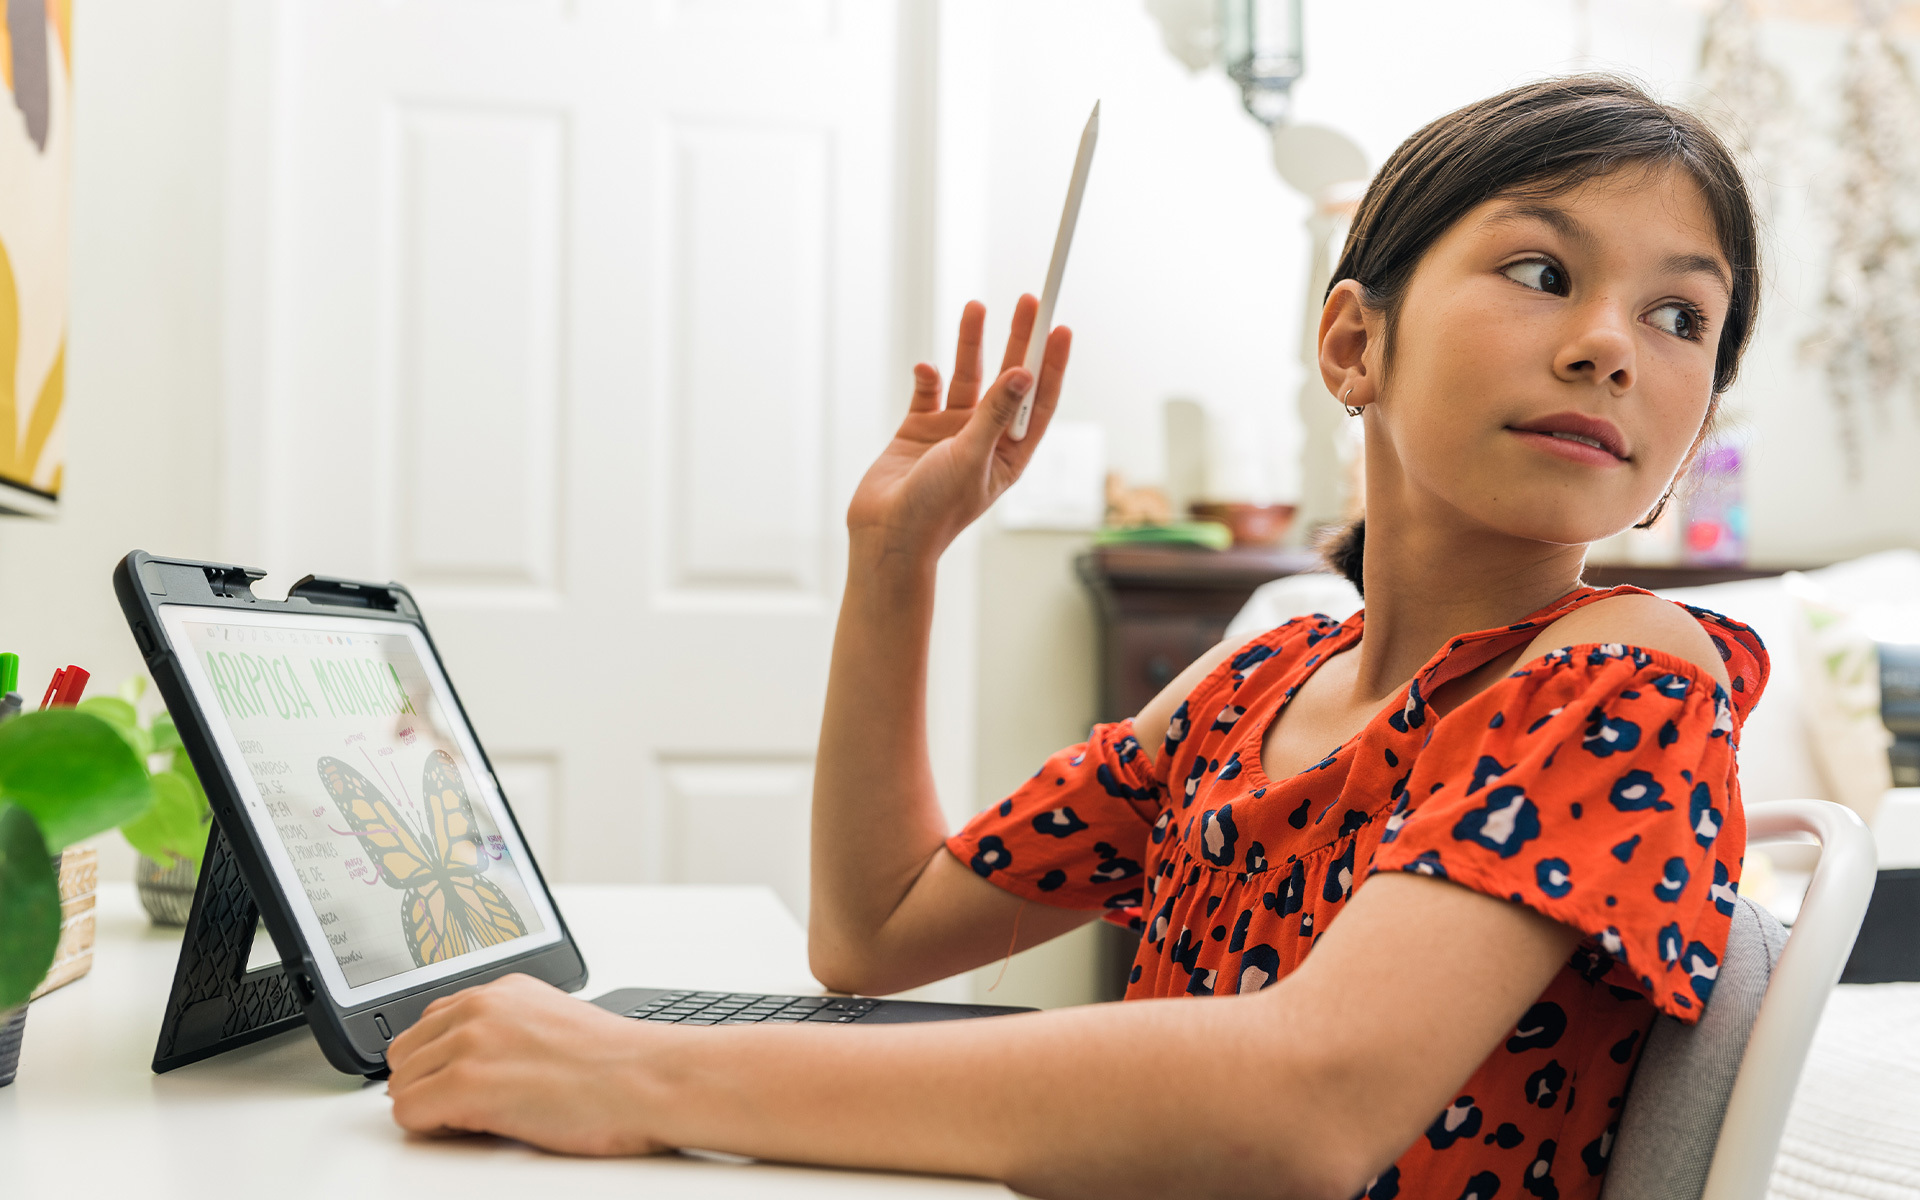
[{"xmin": 0, "ymin": 0, "xmax": 69, "ymax": 510}]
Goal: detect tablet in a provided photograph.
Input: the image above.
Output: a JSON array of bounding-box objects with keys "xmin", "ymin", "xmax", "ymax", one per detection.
[{"xmin": 116, "ymin": 552, "xmax": 586, "ymax": 1075}]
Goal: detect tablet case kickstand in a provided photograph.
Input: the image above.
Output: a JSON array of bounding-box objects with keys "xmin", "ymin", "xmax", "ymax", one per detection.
[{"xmin": 153, "ymin": 822, "xmax": 307, "ymax": 1073}]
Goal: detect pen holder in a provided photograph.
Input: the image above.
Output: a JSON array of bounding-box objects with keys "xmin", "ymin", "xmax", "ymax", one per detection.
[
  {"xmin": 0, "ymin": 1004, "xmax": 25, "ymax": 1087},
  {"xmin": 29, "ymin": 847, "xmax": 97, "ymax": 999},
  {"xmin": 136, "ymin": 853, "xmax": 199, "ymax": 926}
]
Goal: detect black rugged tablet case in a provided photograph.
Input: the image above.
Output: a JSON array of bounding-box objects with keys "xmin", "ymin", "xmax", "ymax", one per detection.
[{"xmin": 114, "ymin": 551, "xmax": 588, "ymax": 1077}]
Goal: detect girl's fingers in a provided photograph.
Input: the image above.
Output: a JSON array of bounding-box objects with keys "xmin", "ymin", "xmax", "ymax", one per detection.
[
  {"xmin": 1011, "ymin": 325, "xmax": 1074, "ymax": 451},
  {"xmin": 908, "ymin": 362, "xmax": 942, "ymax": 413},
  {"xmin": 999, "ymin": 294, "xmax": 1040, "ymax": 375},
  {"xmin": 386, "ymin": 1017, "xmax": 468, "ymax": 1091},
  {"xmin": 991, "ymin": 325, "xmax": 1073, "ymax": 473},
  {"xmin": 959, "ymin": 366, "xmax": 1035, "ymax": 458},
  {"xmin": 946, "ymin": 301, "xmax": 987, "ymax": 410}
]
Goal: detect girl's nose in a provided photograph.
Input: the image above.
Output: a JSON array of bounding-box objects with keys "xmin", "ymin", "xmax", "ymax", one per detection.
[{"xmin": 1554, "ymin": 304, "xmax": 1636, "ymax": 393}]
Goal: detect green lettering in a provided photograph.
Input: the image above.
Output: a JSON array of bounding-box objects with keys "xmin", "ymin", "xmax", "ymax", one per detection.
[
  {"xmin": 343, "ymin": 660, "xmax": 371, "ymax": 715},
  {"xmin": 387, "ymin": 663, "xmax": 416, "ymax": 715},
  {"xmin": 238, "ymin": 654, "xmax": 272, "ymax": 718},
  {"xmin": 355, "ymin": 659, "xmax": 383, "ymax": 715},
  {"xmin": 310, "ymin": 659, "xmax": 342, "ymax": 717},
  {"xmin": 283, "ymin": 656, "xmax": 318, "ymax": 719},
  {"xmin": 253, "ymin": 653, "xmax": 291, "ymax": 719},
  {"xmin": 207, "ymin": 653, "xmax": 242, "ymax": 721},
  {"xmin": 266, "ymin": 657, "xmax": 299, "ymax": 719}
]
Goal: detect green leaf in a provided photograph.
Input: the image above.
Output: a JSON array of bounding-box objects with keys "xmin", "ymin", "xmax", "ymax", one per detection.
[
  {"xmin": 75, "ymin": 695, "xmax": 151, "ymax": 760},
  {"xmin": 119, "ymin": 770, "xmax": 208, "ymax": 869},
  {"xmin": 150, "ymin": 712, "xmax": 183, "ymax": 756},
  {"xmin": 170, "ymin": 754, "xmax": 209, "ymax": 809},
  {"xmin": 117, "ymin": 675, "xmax": 148, "ymax": 706},
  {"xmin": 0, "ymin": 710, "xmax": 155, "ymax": 851},
  {"xmin": 0, "ymin": 802, "xmax": 60, "ymax": 1010}
]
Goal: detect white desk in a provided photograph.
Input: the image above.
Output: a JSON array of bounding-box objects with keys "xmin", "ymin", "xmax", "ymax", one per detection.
[{"xmin": 0, "ymin": 884, "xmax": 1012, "ymax": 1198}]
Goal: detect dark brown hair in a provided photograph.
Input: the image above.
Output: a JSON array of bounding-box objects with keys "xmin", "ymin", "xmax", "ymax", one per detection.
[{"xmin": 1320, "ymin": 75, "xmax": 1762, "ymax": 595}]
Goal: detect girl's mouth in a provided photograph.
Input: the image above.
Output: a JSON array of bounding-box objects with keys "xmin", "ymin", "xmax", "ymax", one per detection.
[{"xmin": 1507, "ymin": 412, "xmax": 1629, "ymax": 465}]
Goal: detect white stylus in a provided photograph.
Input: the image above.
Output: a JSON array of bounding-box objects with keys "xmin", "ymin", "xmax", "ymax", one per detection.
[{"xmin": 1012, "ymin": 101, "xmax": 1100, "ymax": 441}]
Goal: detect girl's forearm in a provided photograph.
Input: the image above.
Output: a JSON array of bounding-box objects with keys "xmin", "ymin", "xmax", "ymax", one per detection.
[
  {"xmin": 808, "ymin": 533, "xmax": 950, "ymax": 984},
  {"xmin": 634, "ymin": 995, "xmax": 1355, "ymax": 1200}
]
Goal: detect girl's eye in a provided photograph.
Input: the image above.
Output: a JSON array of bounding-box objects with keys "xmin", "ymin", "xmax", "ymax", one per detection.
[
  {"xmin": 1647, "ymin": 302, "xmax": 1705, "ymax": 342},
  {"xmin": 1503, "ymin": 259, "xmax": 1566, "ymax": 295}
]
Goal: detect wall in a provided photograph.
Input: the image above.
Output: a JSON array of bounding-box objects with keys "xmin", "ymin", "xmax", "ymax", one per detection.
[
  {"xmin": 964, "ymin": 529, "xmax": 1105, "ymax": 1008},
  {"xmin": 964, "ymin": 0, "xmax": 1920, "ymax": 566},
  {"xmin": 1, "ymin": 0, "xmax": 230, "ymax": 881}
]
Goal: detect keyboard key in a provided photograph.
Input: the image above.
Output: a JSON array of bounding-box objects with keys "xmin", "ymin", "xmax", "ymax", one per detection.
[
  {"xmin": 822, "ymin": 1000, "xmax": 870, "ymax": 1013},
  {"xmin": 680, "ymin": 1017, "xmax": 719, "ymax": 1025},
  {"xmin": 787, "ymin": 997, "xmax": 830, "ymax": 1009}
]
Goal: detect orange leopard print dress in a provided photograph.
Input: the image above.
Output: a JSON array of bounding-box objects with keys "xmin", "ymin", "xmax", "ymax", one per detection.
[{"xmin": 948, "ymin": 586, "xmax": 1766, "ymax": 1199}]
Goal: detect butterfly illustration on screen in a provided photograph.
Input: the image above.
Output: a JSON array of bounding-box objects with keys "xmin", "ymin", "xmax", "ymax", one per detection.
[{"xmin": 317, "ymin": 750, "xmax": 528, "ymax": 967}]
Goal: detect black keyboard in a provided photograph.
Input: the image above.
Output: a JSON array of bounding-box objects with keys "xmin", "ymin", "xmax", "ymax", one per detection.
[
  {"xmin": 589, "ymin": 987, "xmax": 1033, "ymax": 1026},
  {"xmin": 620, "ymin": 990, "xmax": 876, "ymax": 1025}
]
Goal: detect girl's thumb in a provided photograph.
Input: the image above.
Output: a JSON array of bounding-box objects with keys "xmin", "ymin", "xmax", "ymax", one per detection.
[
  {"xmin": 988, "ymin": 369, "xmax": 1033, "ymax": 425},
  {"xmin": 963, "ymin": 368, "xmax": 1034, "ymax": 456}
]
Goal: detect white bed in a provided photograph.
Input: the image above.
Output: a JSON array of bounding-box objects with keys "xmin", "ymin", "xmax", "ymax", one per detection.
[{"xmin": 1770, "ymin": 982, "xmax": 1920, "ymax": 1199}]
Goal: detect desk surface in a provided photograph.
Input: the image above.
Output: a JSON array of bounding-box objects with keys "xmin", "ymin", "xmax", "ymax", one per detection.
[{"xmin": 0, "ymin": 884, "xmax": 1011, "ymax": 1198}]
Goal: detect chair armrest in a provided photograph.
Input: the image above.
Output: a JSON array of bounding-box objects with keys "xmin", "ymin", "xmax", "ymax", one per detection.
[{"xmin": 1703, "ymin": 800, "xmax": 1878, "ymax": 1200}]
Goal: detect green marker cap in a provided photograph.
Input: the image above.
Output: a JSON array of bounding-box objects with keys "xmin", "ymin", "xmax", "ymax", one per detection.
[{"xmin": 0, "ymin": 653, "xmax": 17, "ymax": 696}]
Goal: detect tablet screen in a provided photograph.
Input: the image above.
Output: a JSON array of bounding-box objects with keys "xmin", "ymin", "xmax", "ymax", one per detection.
[{"xmin": 157, "ymin": 604, "xmax": 563, "ymax": 1007}]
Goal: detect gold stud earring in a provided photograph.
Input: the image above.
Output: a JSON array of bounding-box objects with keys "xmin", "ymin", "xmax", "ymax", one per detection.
[{"xmin": 1341, "ymin": 387, "xmax": 1363, "ymax": 418}]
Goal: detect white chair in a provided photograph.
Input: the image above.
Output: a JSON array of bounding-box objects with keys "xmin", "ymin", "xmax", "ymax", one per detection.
[{"xmin": 1602, "ymin": 799, "xmax": 1877, "ymax": 1199}]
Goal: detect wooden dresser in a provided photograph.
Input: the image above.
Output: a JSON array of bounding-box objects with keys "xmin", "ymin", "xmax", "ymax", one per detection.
[{"xmin": 1075, "ymin": 545, "xmax": 1794, "ymax": 723}]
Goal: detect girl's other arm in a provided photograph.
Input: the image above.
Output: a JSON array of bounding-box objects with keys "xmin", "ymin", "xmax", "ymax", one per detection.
[
  {"xmin": 806, "ymin": 294, "xmax": 1246, "ymax": 995},
  {"xmin": 808, "ymin": 297, "xmax": 1090, "ymax": 995}
]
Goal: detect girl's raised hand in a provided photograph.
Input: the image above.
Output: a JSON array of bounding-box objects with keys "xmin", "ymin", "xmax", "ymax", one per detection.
[{"xmin": 846, "ymin": 295, "xmax": 1072, "ymax": 562}]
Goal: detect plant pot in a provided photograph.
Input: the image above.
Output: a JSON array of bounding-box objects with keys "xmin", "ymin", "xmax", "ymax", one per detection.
[
  {"xmin": 1187, "ymin": 502, "xmax": 1297, "ymax": 548},
  {"xmin": 0, "ymin": 1004, "xmax": 25, "ymax": 1087},
  {"xmin": 135, "ymin": 854, "xmax": 199, "ymax": 926},
  {"xmin": 31, "ymin": 846, "xmax": 97, "ymax": 1000}
]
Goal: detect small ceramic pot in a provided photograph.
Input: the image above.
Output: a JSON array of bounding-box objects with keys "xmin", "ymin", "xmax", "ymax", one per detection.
[
  {"xmin": 0, "ymin": 1005, "xmax": 25, "ymax": 1087},
  {"xmin": 1188, "ymin": 502, "xmax": 1298, "ymax": 548},
  {"xmin": 136, "ymin": 854, "xmax": 199, "ymax": 926}
]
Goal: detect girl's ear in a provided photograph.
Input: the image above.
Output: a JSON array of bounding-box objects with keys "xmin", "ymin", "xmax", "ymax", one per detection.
[{"xmin": 1318, "ymin": 280, "xmax": 1379, "ymax": 408}]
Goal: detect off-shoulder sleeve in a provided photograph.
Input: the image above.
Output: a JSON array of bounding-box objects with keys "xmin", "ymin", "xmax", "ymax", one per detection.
[
  {"xmin": 1367, "ymin": 644, "xmax": 1750, "ymax": 1022},
  {"xmin": 945, "ymin": 720, "xmax": 1162, "ymax": 916}
]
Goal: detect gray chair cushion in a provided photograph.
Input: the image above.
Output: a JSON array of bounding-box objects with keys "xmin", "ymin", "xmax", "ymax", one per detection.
[{"xmin": 1600, "ymin": 896, "xmax": 1789, "ymax": 1200}]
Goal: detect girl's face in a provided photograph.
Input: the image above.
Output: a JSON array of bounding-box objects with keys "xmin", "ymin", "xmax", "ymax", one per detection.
[{"xmin": 1336, "ymin": 166, "xmax": 1732, "ymax": 546}]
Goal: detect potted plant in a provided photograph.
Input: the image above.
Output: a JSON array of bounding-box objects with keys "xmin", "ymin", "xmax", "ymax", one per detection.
[
  {"xmin": 0, "ymin": 709, "xmax": 154, "ymax": 1085},
  {"xmin": 80, "ymin": 681, "xmax": 211, "ymax": 924}
]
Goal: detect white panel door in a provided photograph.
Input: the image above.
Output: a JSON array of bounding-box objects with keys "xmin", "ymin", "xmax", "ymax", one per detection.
[{"xmin": 222, "ymin": 0, "xmax": 905, "ymax": 920}]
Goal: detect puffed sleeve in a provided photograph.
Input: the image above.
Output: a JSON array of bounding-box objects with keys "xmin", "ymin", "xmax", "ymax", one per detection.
[
  {"xmin": 945, "ymin": 720, "xmax": 1162, "ymax": 917},
  {"xmin": 1367, "ymin": 644, "xmax": 1751, "ymax": 1022}
]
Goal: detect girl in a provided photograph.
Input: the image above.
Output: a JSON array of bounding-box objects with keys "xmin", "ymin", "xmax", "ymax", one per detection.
[{"xmin": 387, "ymin": 75, "xmax": 1766, "ymax": 1200}]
